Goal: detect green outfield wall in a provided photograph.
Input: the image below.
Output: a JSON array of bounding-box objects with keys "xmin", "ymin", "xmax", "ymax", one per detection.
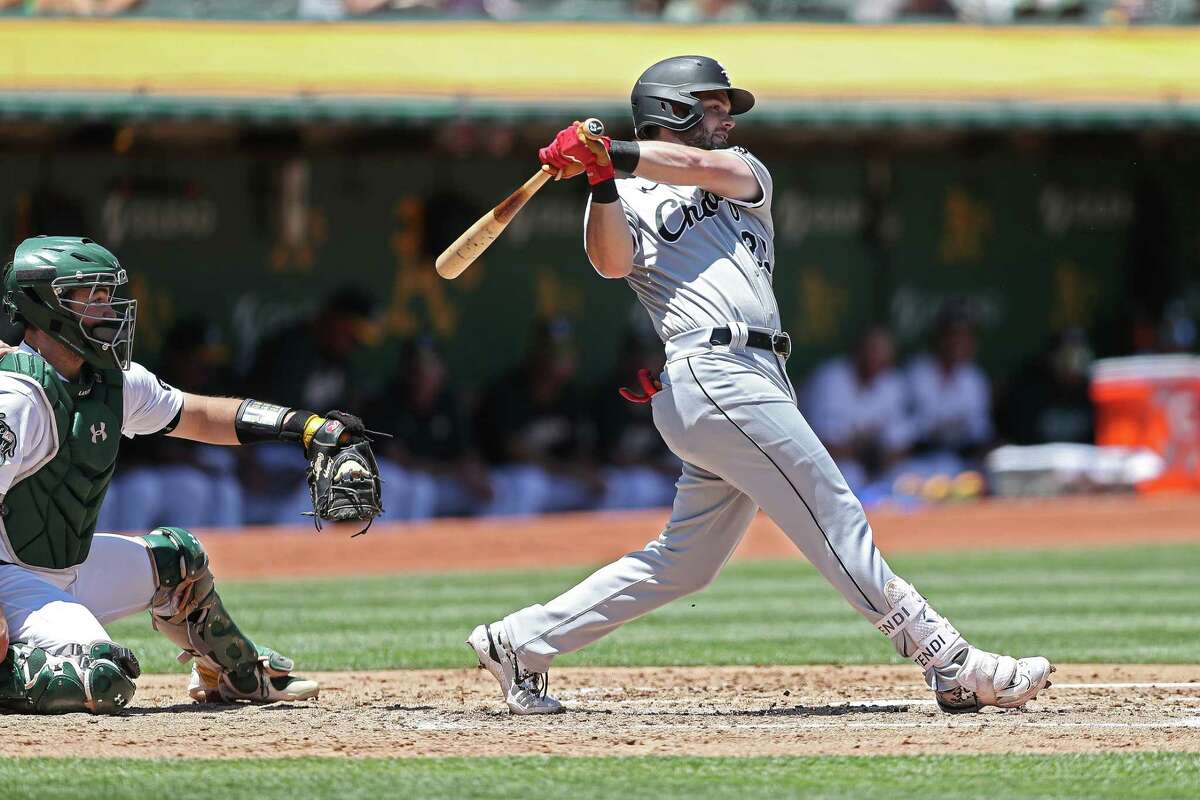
[{"xmin": 3, "ymin": 137, "xmax": 1197, "ymax": 389}]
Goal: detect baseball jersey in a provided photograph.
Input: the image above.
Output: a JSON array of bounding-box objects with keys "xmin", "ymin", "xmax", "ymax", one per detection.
[
  {"xmin": 0, "ymin": 348, "xmax": 182, "ymax": 564},
  {"xmin": 584, "ymin": 147, "xmax": 779, "ymax": 342}
]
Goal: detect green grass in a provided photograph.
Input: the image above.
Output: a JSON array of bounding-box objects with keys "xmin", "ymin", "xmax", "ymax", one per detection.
[
  {"xmin": 107, "ymin": 543, "xmax": 1200, "ymax": 674},
  {"xmin": 4, "ymin": 754, "xmax": 1199, "ymax": 800}
]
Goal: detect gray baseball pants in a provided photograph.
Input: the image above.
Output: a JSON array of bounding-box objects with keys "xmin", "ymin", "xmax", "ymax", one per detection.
[{"xmin": 503, "ymin": 330, "xmax": 934, "ymax": 679}]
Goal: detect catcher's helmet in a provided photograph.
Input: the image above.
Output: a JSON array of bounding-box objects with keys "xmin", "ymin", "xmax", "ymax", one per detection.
[
  {"xmin": 2, "ymin": 236, "xmax": 137, "ymax": 370},
  {"xmin": 631, "ymin": 55, "xmax": 755, "ymax": 139}
]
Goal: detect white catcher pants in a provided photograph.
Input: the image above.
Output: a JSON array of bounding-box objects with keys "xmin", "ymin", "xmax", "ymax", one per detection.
[
  {"xmin": 0, "ymin": 533, "xmax": 157, "ymax": 656},
  {"xmin": 504, "ymin": 341, "xmax": 905, "ymax": 673}
]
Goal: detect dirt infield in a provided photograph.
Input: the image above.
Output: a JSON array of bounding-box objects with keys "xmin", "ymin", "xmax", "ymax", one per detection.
[
  {"xmin": 2, "ymin": 665, "xmax": 1197, "ymax": 759},
  {"xmin": 201, "ymin": 494, "xmax": 1200, "ymax": 579},
  {"xmin": 4, "ymin": 496, "xmax": 1195, "ymax": 760}
]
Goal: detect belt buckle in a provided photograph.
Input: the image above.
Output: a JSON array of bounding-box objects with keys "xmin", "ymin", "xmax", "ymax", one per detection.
[{"xmin": 773, "ymin": 332, "xmax": 792, "ymax": 358}]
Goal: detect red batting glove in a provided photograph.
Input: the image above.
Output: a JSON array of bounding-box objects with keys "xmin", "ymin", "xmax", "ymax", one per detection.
[
  {"xmin": 539, "ymin": 125, "xmax": 585, "ymax": 179},
  {"xmin": 539, "ymin": 123, "xmax": 614, "ymax": 185},
  {"xmin": 618, "ymin": 368, "xmax": 662, "ymax": 404},
  {"xmin": 583, "ymin": 157, "xmax": 615, "ymax": 186}
]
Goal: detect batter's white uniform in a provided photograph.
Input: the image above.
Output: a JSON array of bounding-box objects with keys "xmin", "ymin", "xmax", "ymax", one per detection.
[
  {"xmin": 503, "ymin": 149, "xmax": 953, "ymax": 686},
  {"xmin": 0, "ymin": 348, "xmax": 182, "ymax": 655}
]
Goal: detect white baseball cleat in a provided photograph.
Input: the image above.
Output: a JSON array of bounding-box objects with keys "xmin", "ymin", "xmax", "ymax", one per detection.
[
  {"xmin": 467, "ymin": 622, "xmax": 564, "ymax": 715},
  {"xmin": 936, "ymin": 648, "xmax": 1054, "ymax": 713}
]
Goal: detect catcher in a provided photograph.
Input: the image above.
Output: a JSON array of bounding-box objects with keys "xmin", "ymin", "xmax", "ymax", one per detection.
[{"xmin": 0, "ymin": 235, "xmax": 383, "ymax": 714}]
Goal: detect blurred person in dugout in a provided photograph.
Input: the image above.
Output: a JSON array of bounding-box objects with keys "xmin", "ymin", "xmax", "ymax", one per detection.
[
  {"xmin": 363, "ymin": 335, "xmax": 492, "ymax": 520},
  {"xmin": 241, "ymin": 286, "xmax": 376, "ymax": 524},
  {"xmin": 660, "ymin": 0, "xmax": 757, "ymax": 21},
  {"xmin": 474, "ymin": 316, "xmax": 600, "ymax": 516},
  {"xmin": 850, "ymin": 0, "xmax": 1084, "ymax": 23},
  {"xmin": 297, "ymin": 0, "xmax": 521, "ymax": 18},
  {"xmin": 0, "ymin": 0, "xmax": 142, "ymax": 14},
  {"xmin": 592, "ymin": 325, "xmax": 681, "ymax": 510},
  {"xmin": 99, "ymin": 319, "xmax": 244, "ymax": 532},
  {"xmin": 801, "ymin": 325, "xmax": 915, "ymax": 499},
  {"xmin": 904, "ymin": 302, "xmax": 994, "ymax": 475},
  {"xmin": 999, "ymin": 327, "xmax": 1095, "ymax": 446}
]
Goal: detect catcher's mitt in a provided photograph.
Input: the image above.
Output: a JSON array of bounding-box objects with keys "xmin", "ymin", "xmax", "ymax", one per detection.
[{"xmin": 306, "ymin": 410, "xmax": 384, "ymax": 536}]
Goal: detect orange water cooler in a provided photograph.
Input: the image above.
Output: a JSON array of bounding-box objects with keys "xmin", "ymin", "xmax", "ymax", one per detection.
[{"xmin": 1090, "ymin": 355, "xmax": 1200, "ymax": 492}]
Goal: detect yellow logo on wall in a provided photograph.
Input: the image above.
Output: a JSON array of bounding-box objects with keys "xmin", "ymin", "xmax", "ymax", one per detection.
[
  {"xmin": 939, "ymin": 187, "xmax": 993, "ymax": 265},
  {"xmin": 129, "ymin": 274, "xmax": 175, "ymax": 355},
  {"xmin": 269, "ymin": 159, "xmax": 327, "ymax": 272},
  {"xmin": 386, "ymin": 196, "xmax": 461, "ymax": 337},
  {"xmin": 1051, "ymin": 260, "xmax": 1100, "ymax": 328},
  {"xmin": 795, "ymin": 267, "xmax": 847, "ymax": 345},
  {"xmin": 535, "ymin": 269, "xmax": 583, "ymax": 320}
]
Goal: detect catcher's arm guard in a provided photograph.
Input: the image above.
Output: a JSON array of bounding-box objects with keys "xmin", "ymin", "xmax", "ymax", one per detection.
[{"xmin": 305, "ymin": 411, "xmax": 384, "ymax": 536}]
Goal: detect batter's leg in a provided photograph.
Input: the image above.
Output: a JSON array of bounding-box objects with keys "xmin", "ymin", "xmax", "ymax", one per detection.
[
  {"xmin": 675, "ymin": 352, "xmax": 1052, "ymax": 711},
  {"xmin": 469, "ymin": 461, "xmax": 757, "ymax": 713}
]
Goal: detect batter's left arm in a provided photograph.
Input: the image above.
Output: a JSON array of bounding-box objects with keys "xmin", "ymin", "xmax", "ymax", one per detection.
[{"xmin": 621, "ymin": 141, "xmax": 761, "ymax": 203}]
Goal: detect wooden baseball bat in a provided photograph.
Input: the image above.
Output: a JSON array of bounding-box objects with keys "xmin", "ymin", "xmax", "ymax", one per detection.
[{"xmin": 435, "ymin": 118, "xmax": 607, "ymax": 280}]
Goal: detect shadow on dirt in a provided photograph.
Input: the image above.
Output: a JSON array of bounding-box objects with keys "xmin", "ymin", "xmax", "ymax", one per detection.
[
  {"xmin": 559, "ymin": 703, "xmax": 915, "ymax": 718},
  {"xmin": 748, "ymin": 703, "xmax": 913, "ymax": 717}
]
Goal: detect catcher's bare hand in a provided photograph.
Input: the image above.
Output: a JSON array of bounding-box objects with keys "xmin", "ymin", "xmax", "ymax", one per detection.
[{"xmin": 306, "ymin": 410, "xmax": 385, "ymax": 536}]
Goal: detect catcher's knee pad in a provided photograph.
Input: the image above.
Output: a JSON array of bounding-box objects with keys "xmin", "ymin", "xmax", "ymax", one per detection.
[
  {"xmin": 141, "ymin": 526, "xmax": 262, "ymax": 696},
  {"xmin": 875, "ymin": 577, "xmax": 968, "ymax": 672},
  {"xmin": 0, "ymin": 640, "xmax": 140, "ymax": 715}
]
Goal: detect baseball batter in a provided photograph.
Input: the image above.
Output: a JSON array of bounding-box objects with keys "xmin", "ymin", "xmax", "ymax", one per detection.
[
  {"xmin": 469, "ymin": 55, "xmax": 1053, "ymax": 715},
  {"xmin": 0, "ymin": 236, "xmax": 381, "ymax": 714}
]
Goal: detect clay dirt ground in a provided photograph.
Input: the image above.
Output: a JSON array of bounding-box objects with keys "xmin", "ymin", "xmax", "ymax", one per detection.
[{"xmin": 1, "ymin": 665, "xmax": 1197, "ymax": 759}]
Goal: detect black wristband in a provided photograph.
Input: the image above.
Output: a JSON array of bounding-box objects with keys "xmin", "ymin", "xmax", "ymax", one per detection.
[
  {"xmin": 590, "ymin": 178, "xmax": 619, "ymax": 204},
  {"xmin": 609, "ymin": 140, "xmax": 640, "ymax": 174},
  {"xmin": 235, "ymin": 399, "xmax": 318, "ymax": 444},
  {"xmin": 281, "ymin": 408, "xmax": 319, "ymax": 443}
]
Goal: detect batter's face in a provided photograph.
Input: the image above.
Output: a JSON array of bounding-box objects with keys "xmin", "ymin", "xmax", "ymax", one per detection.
[{"xmin": 673, "ymin": 91, "xmax": 735, "ymax": 150}]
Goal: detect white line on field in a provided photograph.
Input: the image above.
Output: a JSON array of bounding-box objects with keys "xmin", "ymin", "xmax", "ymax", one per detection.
[
  {"xmin": 404, "ymin": 717, "xmax": 1200, "ymax": 733},
  {"xmin": 568, "ymin": 682, "xmax": 1199, "ymax": 700},
  {"xmin": 746, "ymin": 720, "xmax": 1200, "ymax": 731},
  {"xmin": 1051, "ymin": 683, "xmax": 1199, "ymax": 689},
  {"xmin": 608, "ymin": 716, "xmax": 1200, "ymax": 730}
]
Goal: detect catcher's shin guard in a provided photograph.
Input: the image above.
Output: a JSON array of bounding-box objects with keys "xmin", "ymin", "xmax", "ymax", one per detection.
[
  {"xmin": 0, "ymin": 640, "xmax": 140, "ymax": 715},
  {"xmin": 186, "ymin": 644, "xmax": 319, "ymax": 704},
  {"xmin": 141, "ymin": 526, "xmax": 316, "ymax": 702}
]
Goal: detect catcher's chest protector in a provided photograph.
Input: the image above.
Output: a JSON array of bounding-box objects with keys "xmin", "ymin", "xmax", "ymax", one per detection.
[{"xmin": 0, "ymin": 351, "xmax": 123, "ymax": 569}]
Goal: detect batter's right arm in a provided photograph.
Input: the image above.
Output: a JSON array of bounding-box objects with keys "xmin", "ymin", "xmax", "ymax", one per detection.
[
  {"xmin": 537, "ymin": 122, "xmax": 636, "ymax": 279},
  {"xmin": 585, "ymin": 200, "xmax": 635, "ymax": 279}
]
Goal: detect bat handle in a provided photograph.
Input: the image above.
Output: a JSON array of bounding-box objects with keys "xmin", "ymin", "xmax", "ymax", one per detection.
[
  {"xmin": 576, "ymin": 118, "xmax": 609, "ymax": 167},
  {"xmin": 579, "ymin": 118, "xmax": 606, "ymax": 141}
]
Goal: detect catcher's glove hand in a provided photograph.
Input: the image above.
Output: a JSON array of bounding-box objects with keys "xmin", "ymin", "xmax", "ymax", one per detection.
[{"xmin": 305, "ymin": 410, "xmax": 384, "ymax": 536}]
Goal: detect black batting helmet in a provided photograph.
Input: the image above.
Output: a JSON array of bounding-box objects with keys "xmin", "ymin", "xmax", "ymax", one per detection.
[{"xmin": 631, "ymin": 55, "xmax": 755, "ymax": 140}]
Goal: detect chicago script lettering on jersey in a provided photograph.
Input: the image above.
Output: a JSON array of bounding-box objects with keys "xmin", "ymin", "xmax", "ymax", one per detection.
[{"xmin": 655, "ymin": 191, "xmax": 741, "ymax": 243}]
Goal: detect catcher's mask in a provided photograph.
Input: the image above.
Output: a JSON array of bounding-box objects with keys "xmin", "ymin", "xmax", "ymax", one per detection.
[
  {"xmin": 2, "ymin": 236, "xmax": 137, "ymax": 370},
  {"xmin": 630, "ymin": 55, "xmax": 755, "ymax": 140}
]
